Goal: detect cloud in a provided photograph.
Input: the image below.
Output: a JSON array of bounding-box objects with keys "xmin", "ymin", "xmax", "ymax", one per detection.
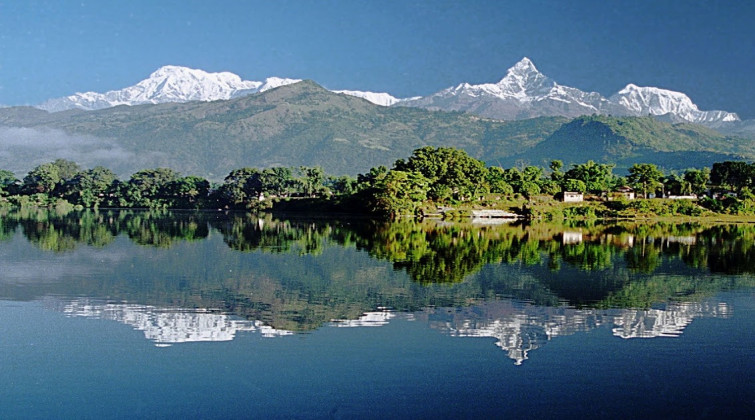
[
  {"xmin": 0, "ymin": 126, "xmax": 165, "ymax": 177},
  {"xmin": 0, "ymin": 244, "xmax": 128, "ymax": 286}
]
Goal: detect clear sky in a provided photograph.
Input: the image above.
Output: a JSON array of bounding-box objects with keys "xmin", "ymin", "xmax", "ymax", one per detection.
[{"xmin": 1, "ymin": 0, "xmax": 753, "ymax": 118}]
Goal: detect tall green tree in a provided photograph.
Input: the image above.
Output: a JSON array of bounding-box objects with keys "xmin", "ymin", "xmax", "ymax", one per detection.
[
  {"xmin": 710, "ymin": 161, "xmax": 754, "ymax": 193},
  {"xmin": 519, "ymin": 181, "xmax": 541, "ymax": 199},
  {"xmin": 549, "ymin": 160, "xmax": 564, "ymax": 183},
  {"xmin": 663, "ymin": 173, "xmax": 691, "ymax": 196},
  {"xmin": 62, "ymin": 166, "xmax": 117, "ymax": 207},
  {"xmin": 0, "ymin": 169, "xmax": 19, "ymax": 196},
  {"xmin": 562, "ymin": 179, "xmax": 587, "ymax": 193},
  {"xmin": 373, "ymin": 170, "xmax": 429, "ymax": 217},
  {"xmin": 326, "ymin": 175, "xmax": 358, "ymax": 196},
  {"xmin": 563, "ymin": 161, "xmax": 616, "ymax": 194},
  {"xmin": 502, "ymin": 167, "xmax": 524, "ymax": 192},
  {"xmin": 123, "ymin": 168, "xmax": 180, "ymax": 208},
  {"xmin": 684, "ymin": 168, "xmax": 710, "ymax": 197},
  {"xmin": 522, "ymin": 166, "xmax": 544, "ymax": 183},
  {"xmin": 261, "ymin": 167, "xmax": 295, "ymax": 197},
  {"xmin": 393, "ymin": 146, "xmax": 487, "ymax": 201},
  {"xmin": 627, "ymin": 163, "xmax": 664, "ymax": 198},
  {"xmin": 23, "ymin": 159, "xmax": 82, "ymax": 195},
  {"xmin": 353, "ymin": 166, "xmax": 389, "ymax": 210},
  {"xmin": 297, "ymin": 166, "xmax": 326, "ymax": 197},
  {"xmin": 357, "ymin": 166, "xmax": 388, "ymax": 191},
  {"xmin": 485, "ymin": 167, "xmax": 514, "ymax": 195},
  {"xmin": 219, "ymin": 168, "xmax": 261, "ymax": 207},
  {"xmin": 167, "ymin": 176, "xmax": 211, "ymax": 208}
]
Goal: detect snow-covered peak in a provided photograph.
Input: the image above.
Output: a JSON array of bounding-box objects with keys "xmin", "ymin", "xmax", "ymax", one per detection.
[
  {"xmin": 400, "ymin": 58, "xmax": 739, "ymax": 126},
  {"xmin": 426, "ymin": 57, "xmax": 581, "ymax": 104},
  {"xmin": 403, "ymin": 57, "xmax": 608, "ymax": 119},
  {"xmin": 610, "ymin": 84, "xmax": 740, "ymax": 123},
  {"xmin": 500, "ymin": 57, "xmax": 546, "ymax": 87},
  {"xmin": 33, "ymin": 60, "xmax": 741, "ymax": 126},
  {"xmin": 38, "ymin": 66, "xmax": 301, "ymax": 112},
  {"xmin": 131, "ymin": 65, "xmax": 266, "ymax": 102},
  {"xmin": 613, "ymin": 84, "xmax": 696, "ymax": 113},
  {"xmin": 494, "ymin": 57, "xmax": 553, "ymax": 99},
  {"xmin": 333, "ymin": 90, "xmax": 407, "ymax": 106},
  {"xmin": 149, "ymin": 65, "xmax": 230, "ymax": 79},
  {"xmin": 37, "ymin": 65, "xmax": 412, "ymax": 110},
  {"xmin": 259, "ymin": 77, "xmax": 302, "ymax": 92},
  {"xmin": 510, "ymin": 57, "xmax": 538, "ymax": 73}
]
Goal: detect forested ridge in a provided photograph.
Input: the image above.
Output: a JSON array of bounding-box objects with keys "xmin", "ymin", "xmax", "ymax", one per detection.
[{"xmin": 1, "ymin": 146, "xmax": 753, "ymax": 218}]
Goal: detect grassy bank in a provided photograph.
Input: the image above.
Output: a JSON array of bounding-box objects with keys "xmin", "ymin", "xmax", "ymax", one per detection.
[{"xmin": 412, "ymin": 195, "xmax": 755, "ymax": 223}]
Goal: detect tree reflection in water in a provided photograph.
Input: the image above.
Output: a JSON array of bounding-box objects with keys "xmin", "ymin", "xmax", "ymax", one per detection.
[{"xmin": 0, "ymin": 208, "xmax": 752, "ymax": 333}]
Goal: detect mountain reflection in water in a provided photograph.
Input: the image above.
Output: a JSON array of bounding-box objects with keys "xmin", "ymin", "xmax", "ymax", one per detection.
[
  {"xmin": 52, "ymin": 298, "xmax": 292, "ymax": 347},
  {"xmin": 0, "ymin": 208, "xmax": 752, "ymax": 364},
  {"xmin": 49, "ymin": 294, "xmax": 731, "ymax": 364}
]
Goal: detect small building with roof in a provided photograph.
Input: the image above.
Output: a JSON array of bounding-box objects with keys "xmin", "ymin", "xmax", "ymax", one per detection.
[
  {"xmin": 562, "ymin": 191, "xmax": 584, "ymax": 202},
  {"xmin": 608, "ymin": 186, "xmax": 635, "ymax": 201}
]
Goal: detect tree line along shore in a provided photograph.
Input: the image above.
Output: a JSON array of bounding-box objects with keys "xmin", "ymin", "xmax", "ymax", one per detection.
[{"xmin": 1, "ymin": 147, "xmax": 753, "ymax": 219}]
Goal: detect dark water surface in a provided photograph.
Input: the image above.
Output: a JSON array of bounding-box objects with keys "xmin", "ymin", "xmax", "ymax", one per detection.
[{"xmin": 0, "ymin": 209, "xmax": 753, "ymax": 418}]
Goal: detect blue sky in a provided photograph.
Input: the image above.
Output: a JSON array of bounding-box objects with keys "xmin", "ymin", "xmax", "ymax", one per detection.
[{"xmin": 1, "ymin": 0, "xmax": 754, "ymax": 118}]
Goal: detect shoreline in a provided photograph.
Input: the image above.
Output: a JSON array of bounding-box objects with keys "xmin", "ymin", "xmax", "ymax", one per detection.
[{"xmin": 3, "ymin": 199, "xmax": 755, "ymax": 224}]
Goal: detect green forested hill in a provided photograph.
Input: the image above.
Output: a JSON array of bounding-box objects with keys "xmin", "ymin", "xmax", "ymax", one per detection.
[
  {"xmin": 0, "ymin": 81, "xmax": 751, "ymax": 178},
  {"xmin": 505, "ymin": 115, "xmax": 754, "ymax": 171},
  {"xmin": 1, "ymin": 81, "xmax": 564, "ymax": 178}
]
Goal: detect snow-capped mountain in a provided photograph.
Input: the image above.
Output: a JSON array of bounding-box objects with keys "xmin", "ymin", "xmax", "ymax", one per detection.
[
  {"xmin": 609, "ymin": 84, "xmax": 739, "ymax": 124},
  {"xmin": 400, "ymin": 58, "xmax": 621, "ymax": 120},
  {"xmin": 333, "ymin": 90, "xmax": 408, "ymax": 107},
  {"xmin": 37, "ymin": 66, "xmax": 405, "ymax": 112},
  {"xmin": 399, "ymin": 57, "xmax": 739, "ymax": 126},
  {"xmin": 38, "ymin": 66, "xmax": 302, "ymax": 112},
  {"xmin": 35, "ymin": 59, "xmax": 741, "ymax": 126}
]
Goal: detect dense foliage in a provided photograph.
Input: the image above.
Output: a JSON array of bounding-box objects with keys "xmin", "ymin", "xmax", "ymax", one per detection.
[{"xmin": 1, "ymin": 150, "xmax": 753, "ymax": 218}]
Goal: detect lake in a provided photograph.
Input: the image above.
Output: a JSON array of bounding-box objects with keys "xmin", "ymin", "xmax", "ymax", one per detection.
[{"xmin": 0, "ymin": 209, "xmax": 753, "ymax": 418}]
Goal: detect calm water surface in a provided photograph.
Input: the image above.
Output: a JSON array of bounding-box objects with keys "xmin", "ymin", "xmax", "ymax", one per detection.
[{"xmin": 0, "ymin": 209, "xmax": 753, "ymax": 418}]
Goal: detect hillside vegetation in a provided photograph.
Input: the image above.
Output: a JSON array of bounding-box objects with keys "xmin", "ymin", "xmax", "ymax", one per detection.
[
  {"xmin": 0, "ymin": 81, "xmax": 752, "ymax": 178},
  {"xmin": 508, "ymin": 115, "xmax": 754, "ymax": 171}
]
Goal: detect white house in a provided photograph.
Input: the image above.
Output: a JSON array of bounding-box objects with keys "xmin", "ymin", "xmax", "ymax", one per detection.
[
  {"xmin": 562, "ymin": 191, "xmax": 584, "ymax": 202},
  {"xmin": 608, "ymin": 186, "xmax": 635, "ymax": 201}
]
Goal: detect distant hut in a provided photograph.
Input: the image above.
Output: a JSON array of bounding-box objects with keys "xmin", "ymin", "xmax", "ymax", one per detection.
[
  {"xmin": 608, "ymin": 186, "xmax": 635, "ymax": 201},
  {"xmin": 562, "ymin": 191, "xmax": 583, "ymax": 202}
]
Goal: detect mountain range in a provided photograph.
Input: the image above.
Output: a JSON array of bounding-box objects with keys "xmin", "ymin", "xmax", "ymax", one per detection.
[
  {"xmin": 38, "ymin": 65, "xmax": 302, "ymax": 113},
  {"xmin": 1, "ymin": 80, "xmax": 751, "ymax": 179},
  {"xmin": 401, "ymin": 58, "xmax": 740, "ymax": 126},
  {"xmin": 35, "ymin": 58, "xmax": 741, "ymax": 127}
]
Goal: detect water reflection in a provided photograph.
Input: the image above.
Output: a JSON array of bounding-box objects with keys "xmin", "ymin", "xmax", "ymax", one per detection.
[
  {"xmin": 330, "ymin": 310, "xmax": 396, "ymax": 328},
  {"xmin": 0, "ymin": 208, "xmax": 753, "ymax": 362},
  {"xmin": 2, "ymin": 208, "xmax": 754, "ymax": 280},
  {"xmin": 43, "ymin": 294, "xmax": 733, "ymax": 365},
  {"xmin": 611, "ymin": 301, "xmax": 730, "ymax": 339},
  {"xmin": 425, "ymin": 298, "xmax": 731, "ymax": 364},
  {"xmin": 53, "ymin": 298, "xmax": 292, "ymax": 346}
]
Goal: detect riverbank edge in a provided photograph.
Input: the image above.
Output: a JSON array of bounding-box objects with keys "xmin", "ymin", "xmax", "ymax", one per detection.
[{"xmin": 3, "ymin": 195, "xmax": 755, "ymax": 223}]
